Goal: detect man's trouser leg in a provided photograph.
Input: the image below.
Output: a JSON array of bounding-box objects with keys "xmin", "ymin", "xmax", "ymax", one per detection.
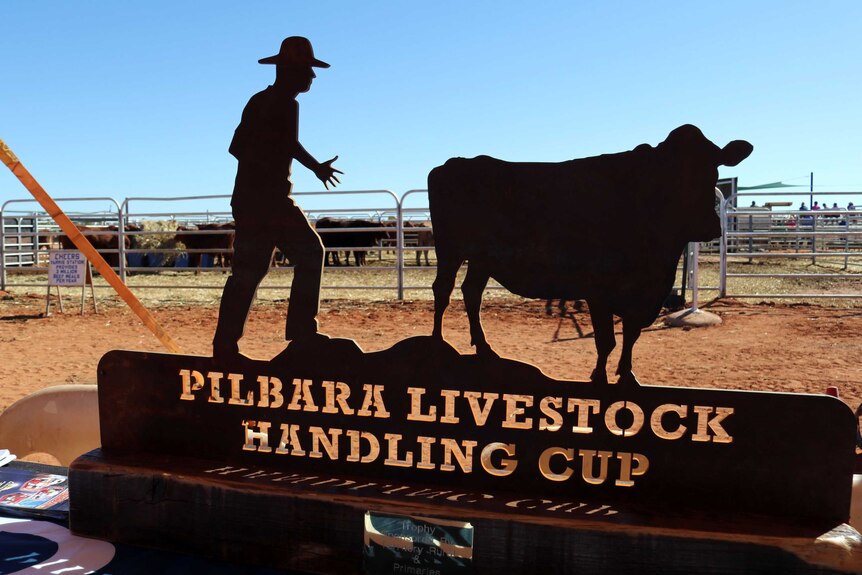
[
  {"xmin": 278, "ymin": 200, "xmax": 325, "ymax": 340},
  {"xmin": 212, "ymin": 223, "xmax": 273, "ymax": 353}
]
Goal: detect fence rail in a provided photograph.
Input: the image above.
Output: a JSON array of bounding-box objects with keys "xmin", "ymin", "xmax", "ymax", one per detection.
[
  {"xmin": 719, "ymin": 190, "xmax": 862, "ymax": 299},
  {"xmin": 5, "ymin": 188, "xmax": 862, "ymax": 302}
]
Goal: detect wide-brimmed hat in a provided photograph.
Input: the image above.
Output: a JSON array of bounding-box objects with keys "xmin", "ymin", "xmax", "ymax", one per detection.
[{"xmin": 258, "ymin": 36, "xmax": 330, "ymax": 68}]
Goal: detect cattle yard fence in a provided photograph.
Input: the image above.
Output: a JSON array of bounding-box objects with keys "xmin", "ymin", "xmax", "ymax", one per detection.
[
  {"xmin": 4, "ymin": 189, "xmax": 862, "ymax": 303},
  {"xmin": 718, "ymin": 190, "xmax": 862, "ymax": 300}
]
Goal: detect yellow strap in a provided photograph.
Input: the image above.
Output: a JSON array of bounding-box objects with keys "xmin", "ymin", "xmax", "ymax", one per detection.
[{"xmin": 0, "ymin": 138, "xmax": 184, "ymax": 354}]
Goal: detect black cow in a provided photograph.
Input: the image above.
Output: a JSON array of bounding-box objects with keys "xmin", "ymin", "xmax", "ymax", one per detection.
[
  {"xmin": 315, "ymin": 217, "xmax": 387, "ymax": 266},
  {"xmin": 428, "ymin": 124, "xmax": 752, "ymax": 385}
]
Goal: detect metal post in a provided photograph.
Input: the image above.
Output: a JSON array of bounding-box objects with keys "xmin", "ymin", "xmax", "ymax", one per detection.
[
  {"xmin": 718, "ymin": 191, "xmax": 728, "ymax": 298},
  {"xmin": 809, "ymin": 172, "xmax": 813, "ymax": 213},
  {"xmin": 117, "ymin": 208, "xmax": 127, "ymax": 282},
  {"xmin": 396, "ymin": 202, "xmax": 404, "ymax": 300},
  {"xmin": 0, "ymin": 210, "xmax": 6, "ymax": 291},
  {"xmin": 812, "ymin": 214, "xmax": 817, "ymax": 265},
  {"xmin": 747, "ymin": 213, "xmax": 753, "ymax": 263},
  {"xmin": 690, "ymin": 242, "xmax": 700, "ymax": 311}
]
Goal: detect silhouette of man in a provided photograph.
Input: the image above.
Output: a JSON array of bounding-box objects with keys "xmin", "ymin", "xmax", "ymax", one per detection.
[{"xmin": 213, "ymin": 36, "xmax": 342, "ymax": 356}]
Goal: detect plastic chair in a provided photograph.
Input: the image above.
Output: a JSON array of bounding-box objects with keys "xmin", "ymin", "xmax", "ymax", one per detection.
[{"xmin": 0, "ymin": 384, "xmax": 100, "ymax": 466}]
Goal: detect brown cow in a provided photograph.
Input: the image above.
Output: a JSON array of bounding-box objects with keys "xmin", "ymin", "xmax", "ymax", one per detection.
[
  {"xmin": 404, "ymin": 221, "xmax": 435, "ymax": 266},
  {"xmin": 57, "ymin": 225, "xmax": 131, "ymax": 268},
  {"xmin": 175, "ymin": 222, "xmax": 235, "ymax": 269},
  {"xmin": 429, "ymin": 124, "xmax": 752, "ymax": 385}
]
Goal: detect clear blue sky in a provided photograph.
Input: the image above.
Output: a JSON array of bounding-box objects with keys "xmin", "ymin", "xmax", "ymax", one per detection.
[{"xmin": 2, "ymin": 1, "xmax": 861, "ymax": 214}]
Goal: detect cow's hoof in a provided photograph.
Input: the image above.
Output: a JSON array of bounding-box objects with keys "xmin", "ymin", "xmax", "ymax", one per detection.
[
  {"xmin": 589, "ymin": 369, "xmax": 609, "ymax": 385},
  {"xmin": 615, "ymin": 371, "xmax": 641, "ymax": 387}
]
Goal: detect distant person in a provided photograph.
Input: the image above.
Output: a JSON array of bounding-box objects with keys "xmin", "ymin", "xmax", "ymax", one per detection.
[
  {"xmin": 799, "ymin": 202, "xmax": 812, "ymax": 226},
  {"xmin": 750, "ymin": 201, "xmax": 757, "ymax": 208},
  {"xmin": 848, "ymin": 202, "xmax": 856, "ymax": 211},
  {"xmin": 812, "ymin": 201, "xmax": 821, "ymax": 210},
  {"xmin": 213, "ymin": 36, "xmax": 342, "ymax": 357}
]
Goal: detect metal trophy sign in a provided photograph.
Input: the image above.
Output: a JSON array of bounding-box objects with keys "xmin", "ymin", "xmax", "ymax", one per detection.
[{"xmin": 67, "ymin": 36, "xmax": 859, "ymax": 574}]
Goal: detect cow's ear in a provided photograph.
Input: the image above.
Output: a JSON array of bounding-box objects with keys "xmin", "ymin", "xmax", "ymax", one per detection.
[{"xmin": 720, "ymin": 140, "xmax": 753, "ymax": 167}]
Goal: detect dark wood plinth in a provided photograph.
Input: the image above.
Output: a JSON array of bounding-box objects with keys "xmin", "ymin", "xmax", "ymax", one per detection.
[{"xmin": 69, "ymin": 449, "xmax": 862, "ymax": 575}]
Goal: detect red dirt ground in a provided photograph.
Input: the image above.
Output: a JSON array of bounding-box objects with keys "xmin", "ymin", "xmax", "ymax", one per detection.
[{"xmin": 2, "ymin": 290, "xmax": 861, "ymax": 414}]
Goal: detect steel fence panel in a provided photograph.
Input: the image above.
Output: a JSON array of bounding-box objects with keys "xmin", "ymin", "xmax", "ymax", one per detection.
[{"xmin": 720, "ymin": 190, "xmax": 862, "ymax": 299}]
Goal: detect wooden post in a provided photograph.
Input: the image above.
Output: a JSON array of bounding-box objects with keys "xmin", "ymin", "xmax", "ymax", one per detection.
[{"xmin": 0, "ymin": 139, "xmax": 182, "ymax": 353}]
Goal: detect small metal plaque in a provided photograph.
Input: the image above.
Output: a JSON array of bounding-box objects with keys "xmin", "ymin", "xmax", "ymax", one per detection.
[{"xmin": 363, "ymin": 512, "xmax": 473, "ymax": 575}]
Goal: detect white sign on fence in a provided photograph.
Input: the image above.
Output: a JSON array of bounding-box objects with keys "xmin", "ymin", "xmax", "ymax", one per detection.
[{"xmin": 49, "ymin": 250, "xmax": 87, "ymax": 286}]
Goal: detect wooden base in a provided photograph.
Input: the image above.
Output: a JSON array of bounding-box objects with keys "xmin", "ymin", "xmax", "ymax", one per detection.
[{"xmin": 69, "ymin": 449, "xmax": 862, "ymax": 574}]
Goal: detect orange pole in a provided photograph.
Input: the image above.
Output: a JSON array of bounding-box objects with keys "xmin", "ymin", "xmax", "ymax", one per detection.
[{"xmin": 0, "ymin": 138, "xmax": 184, "ymax": 354}]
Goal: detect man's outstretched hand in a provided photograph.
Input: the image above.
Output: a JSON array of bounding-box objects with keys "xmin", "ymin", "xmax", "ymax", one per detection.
[{"xmin": 315, "ymin": 156, "xmax": 343, "ymax": 190}]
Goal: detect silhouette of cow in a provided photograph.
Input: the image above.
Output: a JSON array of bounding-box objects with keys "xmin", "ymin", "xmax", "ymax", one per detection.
[{"xmin": 428, "ymin": 124, "xmax": 752, "ymax": 385}]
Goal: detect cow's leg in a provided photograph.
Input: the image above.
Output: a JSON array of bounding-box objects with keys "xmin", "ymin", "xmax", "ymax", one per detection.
[
  {"xmin": 432, "ymin": 256, "xmax": 462, "ymax": 340},
  {"xmin": 461, "ymin": 265, "xmax": 496, "ymax": 356},
  {"xmin": 588, "ymin": 301, "xmax": 615, "ymax": 385},
  {"xmin": 616, "ymin": 320, "xmax": 642, "ymax": 386}
]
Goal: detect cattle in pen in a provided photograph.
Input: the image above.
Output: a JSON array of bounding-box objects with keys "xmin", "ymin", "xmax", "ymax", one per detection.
[
  {"xmin": 175, "ymin": 222, "xmax": 235, "ymax": 269},
  {"xmin": 404, "ymin": 221, "xmax": 435, "ymax": 266},
  {"xmin": 428, "ymin": 124, "xmax": 752, "ymax": 385},
  {"xmin": 56, "ymin": 225, "xmax": 136, "ymax": 268},
  {"xmin": 315, "ymin": 217, "xmax": 388, "ymax": 266}
]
